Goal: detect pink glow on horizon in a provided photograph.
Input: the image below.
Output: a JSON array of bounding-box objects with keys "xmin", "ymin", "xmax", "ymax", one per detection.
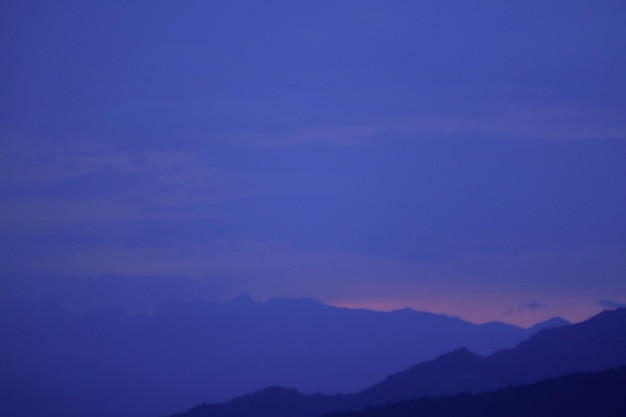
[{"xmin": 324, "ymin": 295, "xmax": 604, "ymax": 328}]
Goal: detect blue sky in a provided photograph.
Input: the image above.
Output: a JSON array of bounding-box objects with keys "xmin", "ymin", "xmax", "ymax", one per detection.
[{"xmin": 2, "ymin": 0, "xmax": 626, "ymax": 325}]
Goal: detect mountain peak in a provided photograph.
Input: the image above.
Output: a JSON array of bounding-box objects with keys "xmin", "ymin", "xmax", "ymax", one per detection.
[
  {"xmin": 439, "ymin": 347, "xmax": 480, "ymax": 359},
  {"xmin": 231, "ymin": 291, "xmax": 255, "ymax": 304},
  {"xmin": 528, "ymin": 316, "xmax": 570, "ymax": 332}
]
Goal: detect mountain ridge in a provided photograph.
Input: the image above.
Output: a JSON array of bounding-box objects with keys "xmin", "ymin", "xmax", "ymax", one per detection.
[
  {"xmin": 0, "ymin": 295, "xmax": 571, "ymax": 417},
  {"xmin": 169, "ymin": 308, "xmax": 626, "ymax": 417},
  {"xmin": 329, "ymin": 366, "xmax": 626, "ymax": 417}
]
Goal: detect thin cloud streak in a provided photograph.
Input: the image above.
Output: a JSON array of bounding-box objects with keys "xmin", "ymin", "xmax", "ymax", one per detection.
[
  {"xmin": 596, "ymin": 299, "xmax": 626, "ymax": 309},
  {"xmin": 0, "ymin": 140, "xmax": 215, "ymax": 186},
  {"xmin": 222, "ymin": 105, "xmax": 626, "ymax": 148},
  {"xmin": 0, "ymin": 143, "xmax": 238, "ymax": 231}
]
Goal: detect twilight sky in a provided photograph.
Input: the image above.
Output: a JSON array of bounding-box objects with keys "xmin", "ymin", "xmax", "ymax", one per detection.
[{"xmin": 1, "ymin": 0, "xmax": 626, "ymax": 326}]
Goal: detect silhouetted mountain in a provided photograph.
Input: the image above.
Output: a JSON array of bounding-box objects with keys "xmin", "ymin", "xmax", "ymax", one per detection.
[
  {"xmin": 0, "ymin": 294, "xmax": 567, "ymax": 417},
  {"xmin": 168, "ymin": 308, "xmax": 626, "ymax": 417},
  {"xmin": 356, "ymin": 307, "xmax": 626, "ymax": 404},
  {"xmin": 172, "ymin": 387, "xmax": 353, "ymax": 417},
  {"xmin": 489, "ymin": 307, "xmax": 626, "ymax": 385},
  {"xmin": 352, "ymin": 348, "xmax": 504, "ymax": 405},
  {"xmin": 527, "ymin": 316, "xmax": 569, "ymax": 332},
  {"xmin": 328, "ymin": 366, "xmax": 626, "ymax": 417}
]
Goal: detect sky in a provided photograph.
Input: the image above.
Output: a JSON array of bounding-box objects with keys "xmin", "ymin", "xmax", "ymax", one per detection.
[{"xmin": 1, "ymin": 0, "xmax": 626, "ymax": 326}]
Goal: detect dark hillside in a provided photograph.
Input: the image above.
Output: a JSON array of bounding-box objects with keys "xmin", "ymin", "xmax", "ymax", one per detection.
[
  {"xmin": 329, "ymin": 366, "xmax": 626, "ymax": 417},
  {"xmin": 169, "ymin": 308, "xmax": 626, "ymax": 417}
]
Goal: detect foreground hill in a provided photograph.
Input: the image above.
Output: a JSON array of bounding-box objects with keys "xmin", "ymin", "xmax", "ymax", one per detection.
[
  {"xmin": 169, "ymin": 308, "xmax": 626, "ymax": 417},
  {"xmin": 329, "ymin": 366, "xmax": 626, "ymax": 417},
  {"xmin": 0, "ymin": 295, "xmax": 562, "ymax": 417}
]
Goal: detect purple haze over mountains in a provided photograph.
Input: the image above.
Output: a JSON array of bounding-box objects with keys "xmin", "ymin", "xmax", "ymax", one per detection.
[
  {"xmin": 168, "ymin": 307, "xmax": 626, "ymax": 417},
  {"xmin": 1, "ymin": 2, "xmax": 626, "ymax": 417},
  {"xmin": 0, "ymin": 295, "xmax": 568, "ymax": 417}
]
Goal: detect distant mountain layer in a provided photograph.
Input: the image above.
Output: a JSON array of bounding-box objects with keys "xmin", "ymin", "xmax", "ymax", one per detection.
[
  {"xmin": 0, "ymin": 295, "xmax": 565, "ymax": 417},
  {"xmin": 170, "ymin": 308, "xmax": 626, "ymax": 417},
  {"xmin": 329, "ymin": 366, "xmax": 626, "ymax": 417}
]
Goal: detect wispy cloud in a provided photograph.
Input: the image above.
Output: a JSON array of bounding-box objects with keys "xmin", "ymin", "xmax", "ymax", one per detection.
[
  {"xmin": 519, "ymin": 301, "xmax": 548, "ymax": 311},
  {"xmin": 596, "ymin": 299, "xmax": 626, "ymax": 309},
  {"xmin": 222, "ymin": 105, "xmax": 626, "ymax": 147},
  {"xmin": 0, "ymin": 141, "xmax": 238, "ymax": 235},
  {"xmin": 0, "ymin": 140, "xmax": 211, "ymax": 186}
]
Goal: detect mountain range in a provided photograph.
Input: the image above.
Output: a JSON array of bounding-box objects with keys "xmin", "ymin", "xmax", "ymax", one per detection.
[
  {"xmin": 329, "ymin": 366, "xmax": 626, "ymax": 417},
  {"xmin": 169, "ymin": 307, "xmax": 626, "ymax": 417},
  {"xmin": 0, "ymin": 294, "xmax": 567, "ymax": 417}
]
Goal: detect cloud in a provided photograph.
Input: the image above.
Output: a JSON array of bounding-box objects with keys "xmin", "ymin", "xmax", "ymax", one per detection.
[
  {"xmin": 596, "ymin": 299, "xmax": 626, "ymax": 309},
  {"xmin": 1, "ymin": 272, "xmax": 233, "ymax": 314},
  {"xmin": 0, "ymin": 142, "xmax": 236, "ymax": 236},
  {"xmin": 0, "ymin": 140, "xmax": 212, "ymax": 186},
  {"xmin": 223, "ymin": 105, "xmax": 626, "ymax": 148},
  {"xmin": 519, "ymin": 301, "xmax": 548, "ymax": 311}
]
